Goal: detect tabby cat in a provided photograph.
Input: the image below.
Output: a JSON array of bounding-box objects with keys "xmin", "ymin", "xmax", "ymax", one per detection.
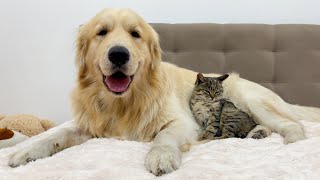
[{"xmin": 190, "ymin": 73, "xmax": 269, "ymax": 140}]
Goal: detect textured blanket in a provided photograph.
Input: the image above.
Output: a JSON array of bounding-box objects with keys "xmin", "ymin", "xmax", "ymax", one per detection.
[{"xmin": 0, "ymin": 120, "xmax": 319, "ymax": 180}]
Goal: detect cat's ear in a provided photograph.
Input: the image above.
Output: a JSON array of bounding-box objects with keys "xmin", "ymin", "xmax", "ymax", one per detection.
[
  {"xmin": 196, "ymin": 73, "xmax": 205, "ymax": 84},
  {"xmin": 217, "ymin": 74, "xmax": 229, "ymax": 82}
]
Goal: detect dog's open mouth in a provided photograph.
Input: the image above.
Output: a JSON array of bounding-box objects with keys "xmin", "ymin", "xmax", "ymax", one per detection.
[{"xmin": 103, "ymin": 72, "xmax": 133, "ymax": 94}]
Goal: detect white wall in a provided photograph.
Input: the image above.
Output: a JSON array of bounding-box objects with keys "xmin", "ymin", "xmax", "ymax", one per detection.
[{"xmin": 0, "ymin": 0, "xmax": 319, "ymax": 124}]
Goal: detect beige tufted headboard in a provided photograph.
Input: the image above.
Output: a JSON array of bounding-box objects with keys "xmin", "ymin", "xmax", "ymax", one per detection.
[{"xmin": 151, "ymin": 23, "xmax": 320, "ymax": 107}]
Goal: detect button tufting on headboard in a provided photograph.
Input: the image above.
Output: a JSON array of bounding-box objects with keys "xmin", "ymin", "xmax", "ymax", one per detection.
[{"xmin": 151, "ymin": 23, "xmax": 320, "ymax": 107}]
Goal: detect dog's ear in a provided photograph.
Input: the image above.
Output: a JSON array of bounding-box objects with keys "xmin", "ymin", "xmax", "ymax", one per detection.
[
  {"xmin": 147, "ymin": 24, "xmax": 162, "ymax": 70},
  {"xmin": 75, "ymin": 25, "xmax": 89, "ymax": 81}
]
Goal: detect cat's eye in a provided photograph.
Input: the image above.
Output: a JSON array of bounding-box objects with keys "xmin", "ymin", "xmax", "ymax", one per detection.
[{"xmin": 97, "ymin": 29, "xmax": 108, "ymax": 36}]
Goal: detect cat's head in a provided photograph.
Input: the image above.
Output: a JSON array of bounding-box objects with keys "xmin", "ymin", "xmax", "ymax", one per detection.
[{"xmin": 194, "ymin": 73, "xmax": 229, "ymax": 99}]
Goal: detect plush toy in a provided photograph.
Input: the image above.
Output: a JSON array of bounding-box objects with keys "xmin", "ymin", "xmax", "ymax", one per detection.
[{"xmin": 0, "ymin": 114, "xmax": 55, "ymax": 148}]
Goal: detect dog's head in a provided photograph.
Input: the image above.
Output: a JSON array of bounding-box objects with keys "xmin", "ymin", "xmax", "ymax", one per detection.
[{"xmin": 76, "ymin": 9, "xmax": 161, "ymax": 96}]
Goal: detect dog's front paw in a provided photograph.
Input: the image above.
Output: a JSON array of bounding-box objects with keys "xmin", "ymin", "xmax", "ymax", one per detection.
[
  {"xmin": 283, "ymin": 125, "xmax": 306, "ymax": 144},
  {"xmin": 8, "ymin": 144, "xmax": 51, "ymax": 168},
  {"xmin": 9, "ymin": 151, "xmax": 33, "ymax": 168},
  {"xmin": 145, "ymin": 145, "xmax": 181, "ymax": 176},
  {"xmin": 284, "ymin": 133, "xmax": 306, "ymax": 144}
]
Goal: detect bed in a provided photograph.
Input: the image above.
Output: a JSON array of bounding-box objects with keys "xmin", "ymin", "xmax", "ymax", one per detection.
[{"xmin": 1, "ymin": 23, "xmax": 320, "ymax": 179}]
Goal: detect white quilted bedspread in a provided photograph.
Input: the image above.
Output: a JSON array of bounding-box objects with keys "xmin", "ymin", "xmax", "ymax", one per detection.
[{"xmin": 0, "ymin": 120, "xmax": 320, "ymax": 180}]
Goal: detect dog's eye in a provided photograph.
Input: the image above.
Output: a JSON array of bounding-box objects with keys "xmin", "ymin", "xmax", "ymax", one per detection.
[
  {"xmin": 97, "ymin": 29, "xmax": 108, "ymax": 36},
  {"xmin": 131, "ymin": 31, "xmax": 140, "ymax": 38}
]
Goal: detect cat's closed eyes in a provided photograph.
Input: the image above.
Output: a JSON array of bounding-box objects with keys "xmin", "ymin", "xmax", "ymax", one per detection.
[{"xmin": 190, "ymin": 73, "xmax": 269, "ymax": 140}]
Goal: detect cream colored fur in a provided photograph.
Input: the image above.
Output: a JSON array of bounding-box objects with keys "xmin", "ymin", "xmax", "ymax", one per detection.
[{"xmin": 8, "ymin": 9, "xmax": 320, "ymax": 176}]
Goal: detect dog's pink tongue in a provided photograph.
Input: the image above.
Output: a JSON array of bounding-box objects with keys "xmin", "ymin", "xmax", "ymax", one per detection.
[{"xmin": 105, "ymin": 76, "xmax": 131, "ymax": 93}]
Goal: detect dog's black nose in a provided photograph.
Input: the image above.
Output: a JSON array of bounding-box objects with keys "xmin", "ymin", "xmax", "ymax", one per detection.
[{"xmin": 108, "ymin": 46, "xmax": 130, "ymax": 66}]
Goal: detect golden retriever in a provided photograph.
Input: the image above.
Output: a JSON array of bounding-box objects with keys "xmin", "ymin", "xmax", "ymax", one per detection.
[{"xmin": 8, "ymin": 8, "xmax": 320, "ymax": 176}]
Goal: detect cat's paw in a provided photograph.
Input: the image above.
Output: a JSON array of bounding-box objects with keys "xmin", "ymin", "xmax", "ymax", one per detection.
[
  {"xmin": 247, "ymin": 125, "xmax": 272, "ymax": 139},
  {"xmin": 199, "ymin": 131, "xmax": 215, "ymax": 140},
  {"xmin": 251, "ymin": 130, "xmax": 268, "ymax": 139},
  {"xmin": 145, "ymin": 145, "xmax": 181, "ymax": 176}
]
